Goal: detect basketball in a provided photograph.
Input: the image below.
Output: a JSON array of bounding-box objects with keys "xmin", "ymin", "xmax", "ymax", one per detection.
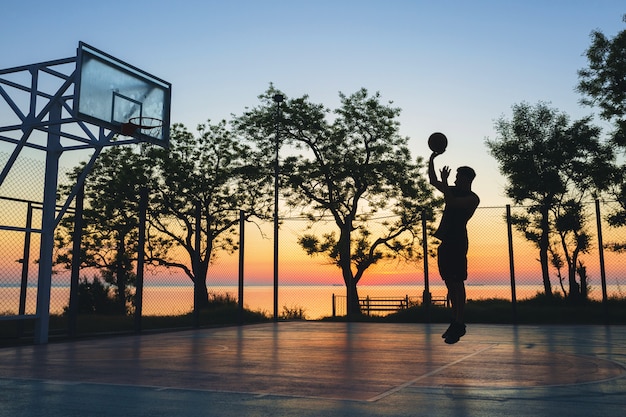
[{"xmin": 428, "ymin": 132, "xmax": 448, "ymax": 153}]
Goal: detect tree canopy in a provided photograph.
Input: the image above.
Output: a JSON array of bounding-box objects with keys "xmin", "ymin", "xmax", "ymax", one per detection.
[
  {"xmin": 234, "ymin": 87, "xmax": 439, "ymax": 315},
  {"xmin": 577, "ymin": 16, "xmax": 626, "ymax": 146},
  {"xmin": 577, "ymin": 16, "xmax": 626, "ymax": 241},
  {"xmin": 56, "ymin": 120, "xmax": 274, "ymax": 313},
  {"xmin": 146, "ymin": 121, "xmax": 273, "ymax": 308},
  {"xmin": 487, "ymin": 102, "xmax": 613, "ymax": 299},
  {"xmin": 56, "ymin": 146, "xmax": 153, "ymax": 314}
]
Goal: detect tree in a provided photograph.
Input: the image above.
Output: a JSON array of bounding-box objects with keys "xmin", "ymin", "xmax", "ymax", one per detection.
[
  {"xmin": 63, "ymin": 276, "xmax": 118, "ymax": 315},
  {"xmin": 577, "ymin": 16, "xmax": 626, "ymax": 145},
  {"xmin": 234, "ymin": 87, "xmax": 438, "ymax": 316},
  {"xmin": 146, "ymin": 121, "xmax": 273, "ymax": 309},
  {"xmin": 56, "ymin": 146, "xmax": 154, "ymax": 314},
  {"xmin": 577, "ymin": 16, "xmax": 626, "ymax": 244},
  {"xmin": 56, "ymin": 121, "xmax": 272, "ymax": 314},
  {"xmin": 486, "ymin": 102, "xmax": 613, "ymax": 300}
]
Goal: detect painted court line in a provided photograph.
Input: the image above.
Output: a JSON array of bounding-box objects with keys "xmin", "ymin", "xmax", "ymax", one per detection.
[{"xmin": 367, "ymin": 344, "xmax": 497, "ymax": 402}]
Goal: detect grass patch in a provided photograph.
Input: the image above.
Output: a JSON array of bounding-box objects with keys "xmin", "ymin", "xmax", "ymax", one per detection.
[
  {"xmin": 377, "ymin": 294, "xmax": 626, "ymax": 325},
  {"xmin": 318, "ymin": 293, "xmax": 626, "ymax": 325},
  {"xmin": 3, "ymin": 294, "xmax": 625, "ymax": 346},
  {"xmin": 0, "ymin": 304, "xmax": 271, "ymax": 346}
]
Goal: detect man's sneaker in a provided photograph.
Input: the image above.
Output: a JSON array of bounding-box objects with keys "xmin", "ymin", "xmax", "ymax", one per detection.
[
  {"xmin": 457, "ymin": 323, "xmax": 466, "ymax": 338},
  {"xmin": 444, "ymin": 322, "xmax": 466, "ymax": 344},
  {"xmin": 442, "ymin": 321, "xmax": 455, "ymax": 339}
]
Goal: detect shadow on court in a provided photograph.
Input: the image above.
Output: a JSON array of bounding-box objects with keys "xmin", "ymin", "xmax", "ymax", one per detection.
[{"xmin": 1, "ymin": 322, "xmax": 625, "ymax": 416}]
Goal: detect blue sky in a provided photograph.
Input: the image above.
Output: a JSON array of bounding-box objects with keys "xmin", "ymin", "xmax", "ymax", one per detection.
[{"xmin": 1, "ymin": 0, "xmax": 625, "ymax": 206}]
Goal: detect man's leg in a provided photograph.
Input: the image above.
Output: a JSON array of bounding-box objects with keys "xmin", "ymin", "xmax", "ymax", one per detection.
[
  {"xmin": 446, "ymin": 280, "xmax": 466, "ymax": 324},
  {"xmin": 444, "ymin": 280, "xmax": 466, "ymax": 344}
]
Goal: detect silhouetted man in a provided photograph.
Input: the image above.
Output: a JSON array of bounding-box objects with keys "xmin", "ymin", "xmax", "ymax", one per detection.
[{"xmin": 429, "ymin": 152, "xmax": 479, "ymax": 344}]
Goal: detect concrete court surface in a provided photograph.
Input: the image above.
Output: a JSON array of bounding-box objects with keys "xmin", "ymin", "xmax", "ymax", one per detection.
[{"xmin": 0, "ymin": 322, "xmax": 625, "ymax": 417}]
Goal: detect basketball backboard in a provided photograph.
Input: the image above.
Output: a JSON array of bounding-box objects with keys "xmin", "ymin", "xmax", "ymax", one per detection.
[{"xmin": 74, "ymin": 42, "xmax": 171, "ymax": 146}]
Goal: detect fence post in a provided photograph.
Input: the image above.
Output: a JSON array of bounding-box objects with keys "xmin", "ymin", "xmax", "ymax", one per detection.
[
  {"xmin": 134, "ymin": 186, "xmax": 147, "ymax": 333},
  {"xmin": 506, "ymin": 205, "xmax": 518, "ymax": 324},
  {"xmin": 421, "ymin": 210, "xmax": 432, "ymax": 322},
  {"xmin": 18, "ymin": 201, "xmax": 34, "ymax": 337},
  {"xmin": 238, "ymin": 210, "xmax": 245, "ymax": 325},
  {"xmin": 595, "ymin": 199, "xmax": 609, "ymax": 324},
  {"xmin": 193, "ymin": 200, "xmax": 201, "ymax": 328},
  {"xmin": 273, "ymin": 95, "xmax": 283, "ymax": 322},
  {"xmin": 68, "ymin": 184, "xmax": 84, "ymax": 337},
  {"xmin": 332, "ymin": 293, "xmax": 336, "ymax": 317},
  {"xmin": 19, "ymin": 202, "xmax": 33, "ymax": 315}
]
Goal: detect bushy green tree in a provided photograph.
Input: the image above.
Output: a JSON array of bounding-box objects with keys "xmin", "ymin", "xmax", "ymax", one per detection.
[
  {"xmin": 146, "ymin": 121, "xmax": 273, "ymax": 309},
  {"xmin": 487, "ymin": 102, "xmax": 613, "ymax": 300},
  {"xmin": 577, "ymin": 16, "xmax": 626, "ymax": 246},
  {"xmin": 57, "ymin": 121, "xmax": 272, "ymax": 313},
  {"xmin": 577, "ymin": 16, "xmax": 626, "ymax": 145},
  {"xmin": 56, "ymin": 146, "xmax": 152, "ymax": 314},
  {"xmin": 234, "ymin": 87, "xmax": 438, "ymax": 315},
  {"xmin": 63, "ymin": 276, "xmax": 118, "ymax": 315}
]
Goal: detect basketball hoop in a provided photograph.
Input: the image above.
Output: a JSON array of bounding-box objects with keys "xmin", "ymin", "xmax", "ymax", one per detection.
[{"xmin": 120, "ymin": 116, "xmax": 163, "ymax": 138}]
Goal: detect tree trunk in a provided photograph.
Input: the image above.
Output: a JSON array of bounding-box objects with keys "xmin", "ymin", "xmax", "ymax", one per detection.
[
  {"xmin": 568, "ymin": 248, "xmax": 583, "ymax": 302},
  {"xmin": 346, "ymin": 278, "xmax": 360, "ymax": 316},
  {"xmin": 338, "ymin": 218, "xmax": 361, "ymax": 317},
  {"xmin": 192, "ymin": 256, "xmax": 210, "ymax": 310},
  {"xmin": 539, "ymin": 205, "xmax": 553, "ymax": 297},
  {"xmin": 567, "ymin": 263, "xmax": 581, "ymax": 302},
  {"xmin": 192, "ymin": 200, "xmax": 210, "ymax": 310},
  {"xmin": 194, "ymin": 277, "xmax": 210, "ymax": 310},
  {"xmin": 578, "ymin": 261, "xmax": 588, "ymax": 300},
  {"xmin": 115, "ymin": 238, "xmax": 128, "ymax": 314}
]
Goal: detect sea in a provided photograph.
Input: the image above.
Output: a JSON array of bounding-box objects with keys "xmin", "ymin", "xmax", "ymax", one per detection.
[{"xmin": 2, "ymin": 283, "xmax": 623, "ymax": 319}]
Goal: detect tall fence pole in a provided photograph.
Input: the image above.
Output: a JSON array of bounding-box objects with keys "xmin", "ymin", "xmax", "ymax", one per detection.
[
  {"xmin": 595, "ymin": 199, "xmax": 609, "ymax": 324},
  {"xmin": 19, "ymin": 202, "xmax": 33, "ymax": 317},
  {"xmin": 68, "ymin": 184, "xmax": 84, "ymax": 337},
  {"xmin": 193, "ymin": 200, "xmax": 201, "ymax": 328},
  {"xmin": 134, "ymin": 186, "xmax": 148, "ymax": 333},
  {"xmin": 506, "ymin": 205, "xmax": 518, "ymax": 324},
  {"xmin": 273, "ymin": 94, "xmax": 283, "ymax": 322},
  {"xmin": 238, "ymin": 210, "xmax": 245, "ymax": 325},
  {"xmin": 17, "ymin": 201, "xmax": 34, "ymax": 337},
  {"xmin": 421, "ymin": 210, "xmax": 431, "ymax": 322}
]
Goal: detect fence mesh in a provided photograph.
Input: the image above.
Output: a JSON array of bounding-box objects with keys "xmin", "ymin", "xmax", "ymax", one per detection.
[{"xmin": 1, "ymin": 153, "xmax": 626, "ymax": 329}]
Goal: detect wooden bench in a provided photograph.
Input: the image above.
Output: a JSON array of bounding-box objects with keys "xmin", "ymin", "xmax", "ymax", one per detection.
[
  {"xmin": 331, "ymin": 294, "xmax": 429, "ymax": 317},
  {"xmin": 359, "ymin": 296, "xmax": 410, "ymax": 316},
  {"xmin": 429, "ymin": 295, "xmax": 450, "ymax": 307}
]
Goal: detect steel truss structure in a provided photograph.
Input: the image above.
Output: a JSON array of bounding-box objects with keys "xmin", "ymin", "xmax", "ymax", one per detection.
[{"xmin": 0, "ymin": 51, "xmax": 150, "ymax": 344}]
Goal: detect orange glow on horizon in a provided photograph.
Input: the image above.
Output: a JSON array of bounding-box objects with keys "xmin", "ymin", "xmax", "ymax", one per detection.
[{"xmin": 1, "ymin": 206, "xmax": 624, "ymax": 295}]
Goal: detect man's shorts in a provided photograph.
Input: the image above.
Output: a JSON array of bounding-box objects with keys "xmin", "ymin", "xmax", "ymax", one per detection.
[{"xmin": 437, "ymin": 240, "xmax": 468, "ymax": 282}]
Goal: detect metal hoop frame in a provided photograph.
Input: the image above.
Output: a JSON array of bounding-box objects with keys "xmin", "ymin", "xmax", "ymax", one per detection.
[{"xmin": 121, "ymin": 117, "xmax": 163, "ymax": 136}]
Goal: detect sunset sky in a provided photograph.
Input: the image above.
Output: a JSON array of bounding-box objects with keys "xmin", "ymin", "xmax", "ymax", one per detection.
[
  {"xmin": 1, "ymin": 1, "xmax": 625, "ymax": 288},
  {"xmin": 2, "ymin": 1, "xmax": 625, "ymax": 205}
]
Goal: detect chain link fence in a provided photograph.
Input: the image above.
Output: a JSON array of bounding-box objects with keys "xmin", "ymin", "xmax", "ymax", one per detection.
[{"xmin": 2, "ymin": 154, "xmax": 626, "ymax": 337}]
